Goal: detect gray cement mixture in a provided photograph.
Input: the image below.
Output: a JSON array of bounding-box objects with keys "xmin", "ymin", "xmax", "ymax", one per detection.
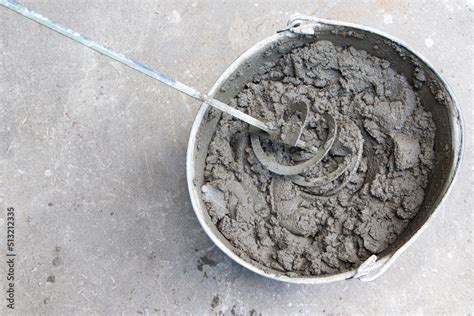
[{"xmin": 202, "ymin": 40, "xmax": 435, "ymax": 276}]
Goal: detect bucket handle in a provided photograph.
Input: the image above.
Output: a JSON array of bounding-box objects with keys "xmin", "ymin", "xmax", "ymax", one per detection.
[
  {"xmin": 277, "ymin": 15, "xmax": 335, "ymax": 35},
  {"xmin": 352, "ymin": 241, "xmax": 413, "ymax": 281},
  {"xmin": 278, "ymin": 14, "xmax": 401, "ymax": 283}
]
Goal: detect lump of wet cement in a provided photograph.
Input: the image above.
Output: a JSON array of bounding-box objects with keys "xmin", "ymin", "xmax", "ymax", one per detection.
[
  {"xmin": 392, "ymin": 133, "xmax": 421, "ymax": 170},
  {"xmin": 202, "ymin": 40, "xmax": 435, "ymax": 276}
]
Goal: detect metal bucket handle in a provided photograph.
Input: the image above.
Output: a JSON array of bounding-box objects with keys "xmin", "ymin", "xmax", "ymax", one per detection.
[
  {"xmin": 277, "ymin": 15, "xmax": 463, "ymax": 282},
  {"xmin": 353, "ymin": 254, "xmax": 398, "ymax": 282},
  {"xmin": 278, "ymin": 15, "xmax": 338, "ymax": 35},
  {"xmin": 277, "ymin": 15, "xmax": 397, "ymax": 282}
]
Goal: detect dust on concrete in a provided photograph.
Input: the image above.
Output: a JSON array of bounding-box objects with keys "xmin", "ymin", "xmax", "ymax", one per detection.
[
  {"xmin": 197, "ymin": 255, "xmax": 219, "ymax": 272},
  {"xmin": 202, "ymin": 40, "xmax": 435, "ymax": 276},
  {"xmin": 197, "ymin": 247, "xmax": 225, "ymax": 272},
  {"xmin": 52, "ymin": 256, "xmax": 63, "ymax": 267},
  {"xmin": 52, "ymin": 245, "xmax": 63, "ymax": 267},
  {"xmin": 211, "ymin": 295, "xmax": 220, "ymax": 309}
]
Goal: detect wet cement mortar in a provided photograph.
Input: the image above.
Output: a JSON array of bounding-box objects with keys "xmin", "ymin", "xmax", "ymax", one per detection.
[{"xmin": 202, "ymin": 40, "xmax": 435, "ymax": 276}]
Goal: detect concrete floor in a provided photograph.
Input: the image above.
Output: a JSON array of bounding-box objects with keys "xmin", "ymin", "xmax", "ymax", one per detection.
[{"xmin": 0, "ymin": 0, "xmax": 473, "ymax": 314}]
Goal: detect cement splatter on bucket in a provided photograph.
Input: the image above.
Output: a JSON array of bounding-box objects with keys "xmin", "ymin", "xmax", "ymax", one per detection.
[{"xmin": 187, "ymin": 16, "xmax": 463, "ymax": 284}]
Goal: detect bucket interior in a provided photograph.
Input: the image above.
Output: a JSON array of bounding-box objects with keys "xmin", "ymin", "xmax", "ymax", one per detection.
[{"xmin": 187, "ymin": 25, "xmax": 462, "ymax": 281}]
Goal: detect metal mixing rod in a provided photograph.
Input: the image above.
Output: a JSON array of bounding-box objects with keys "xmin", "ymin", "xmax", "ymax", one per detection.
[{"xmin": 0, "ymin": 0, "xmax": 312, "ymax": 149}]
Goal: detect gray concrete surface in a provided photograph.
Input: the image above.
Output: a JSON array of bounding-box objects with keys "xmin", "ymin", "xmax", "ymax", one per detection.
[{"xmin": 0, "ymin": 0, "xmax": 473, "ymax": 314}]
